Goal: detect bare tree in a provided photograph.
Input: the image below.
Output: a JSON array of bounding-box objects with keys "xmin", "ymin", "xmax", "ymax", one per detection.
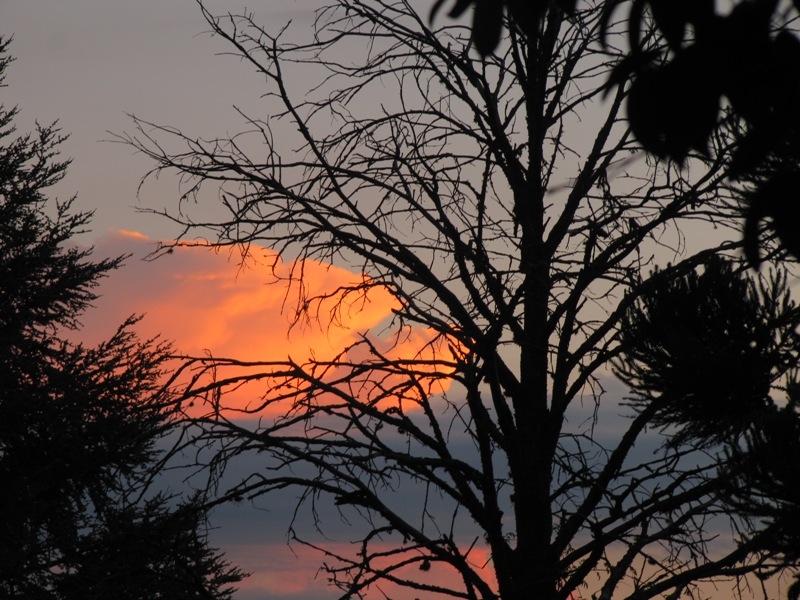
[{"xmin": 120, "ymin": 1, "xmax": 800, "ymax": 599}]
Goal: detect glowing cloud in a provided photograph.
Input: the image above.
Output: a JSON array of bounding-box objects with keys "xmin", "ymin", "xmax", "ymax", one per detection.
[
  {"xmin": 87, "ymin": 231, "xmax": 392, "ymax": 358},
  {"xmin": 83, "ymin": 230, "xmax": 456, "ymax": 416}
]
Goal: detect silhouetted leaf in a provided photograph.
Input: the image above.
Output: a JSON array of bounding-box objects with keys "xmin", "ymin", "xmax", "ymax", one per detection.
[
  {"xmin": 714, "ymin": 1, "xmax": 775, "ymax": 127},
  {"xmin": 430, "ymin": 0, "xmax": 503, "ymax": 55},
  {"xmin": 430, "ymin": 0, "xmax": 472, "ymax": 19},
  {"xmin": 790, "ymin": 579, "xmax": 800, "ymax": 600},
  {"xmin": 770, "ymin": 31, "xmax": 800, "ymax": 118},
  {"xmin": 472, "ymin": 0, "xmax": 505, "ymax": 55},
  {"xmin": 626, "ymin": 44, "xmax": 719, "ymax": 162},
  {"xmin": 431, "ymin": 0, "xmax": 576, "ymax": 56},
  {"xmin": 507, "ymin": 0, "xmax": 547, "ymax": 37},
  {"xmin": 557, "ymin": 0, "xmax": 577, "ymax": 15},
  {"xmin": 648, "ymin": 0, "xmax": 714, "ymax": 49}
]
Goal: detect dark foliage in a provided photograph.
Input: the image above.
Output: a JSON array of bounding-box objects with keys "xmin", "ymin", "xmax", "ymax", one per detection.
[
  {"xmin": 603, "ymin": 0, "xmax": 800, "ymax": 265},
  {"xmin": 0, "ymin": 37, "xmax": 243, "ymax": 599},
  {"xmin": 614, "ymin": 257, "xmax": 800, "ymax": 446},
  {"xmin": 458, "ymin": 0, "xmax": 800, "ymax": 174},
  {"xmin": 616, "ymin": 257, "xmax": 800, "ymax": 596},
  {"xmin": 432, "ymin": 0, "xmax": 800, "ymax": 265},
  {"xmin": 56, "ymin": 493, "xmax": 244, "ymax": 600},
  {"xmin": 430, "ymin": 0, "xmax": 576, "ymax": 55},
  {"xmin": 604, "ymin": 0, "xmax": 800, "ymax": 162},
  {"xmin": 742, "ymin": 160, "xmax": 800, "ymax": 268},
  {"xmin": 725, "ymin": 400, "xmax": 800, "ymax": 561},
  {"xmin": 723, "ymin": 399, "xmax": 800, "ymax": 600}
]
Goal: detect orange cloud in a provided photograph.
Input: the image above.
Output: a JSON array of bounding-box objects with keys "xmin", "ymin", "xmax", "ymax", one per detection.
[{"xmin": 84, "ymin": 230, "xmax": 457, "ymax": 417}]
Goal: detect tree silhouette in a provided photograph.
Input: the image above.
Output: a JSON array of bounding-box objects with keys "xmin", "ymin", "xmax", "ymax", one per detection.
[
  {"xmin": 0, "ymin": 37, "xmax": 244, "ymax": 599},
  {"xmin": 724, "ymin": 402, "xmax": 800, "ymax": 600},
  {"xmin": 122, "ymin": 2, "xmax": 799, "ymax": 599}
]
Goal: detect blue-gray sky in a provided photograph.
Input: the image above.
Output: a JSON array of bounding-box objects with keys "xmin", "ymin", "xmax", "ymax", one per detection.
[{"xmin": 3, "ymin": 0, "xmax": 319, "ymax": 240}]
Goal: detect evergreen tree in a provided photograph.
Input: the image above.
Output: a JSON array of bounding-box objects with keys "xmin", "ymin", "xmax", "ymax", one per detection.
[{"xmin": 0, "ymin": 37, "xmax": 244, "ymax": 599}]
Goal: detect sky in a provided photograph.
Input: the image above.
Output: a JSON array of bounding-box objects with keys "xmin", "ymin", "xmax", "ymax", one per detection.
[{"xmin": 2, "ymin": 2, "xmax": 788, "ymax": 599}]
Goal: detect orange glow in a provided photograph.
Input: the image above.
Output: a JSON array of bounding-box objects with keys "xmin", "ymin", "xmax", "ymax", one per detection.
[
  {"xmin": 86, "ymin": 230, "xmax": 458, "ymax": 417},
  {"xmin": 222, "ymin": 543, "xmax": 331, "ymax": 597},
  {"xmin": 117, "ymin": 229, "xmax": 150, "ymax": 241},
  {"xmin": 223, "ymin": 540, "xmax": 498, "ymax": 600}
]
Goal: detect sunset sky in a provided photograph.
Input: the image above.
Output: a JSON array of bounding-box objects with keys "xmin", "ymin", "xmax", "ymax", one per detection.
[{"xmin": 5, "ymin": 2, "xmax": 774, "ymax": 599}]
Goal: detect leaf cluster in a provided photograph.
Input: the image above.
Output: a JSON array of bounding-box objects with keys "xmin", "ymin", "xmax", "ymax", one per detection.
[
  {"xmin": 724, "ymin": 400, "xmax": 800, "ymax": 559},
  {"xmin": 433, "ymin": 0, "xmax": 800, "ymax": 266},
  {"xmin": 53, "ymin": 493, "xmax": 245, "ymax": 600},
  {"xmin": 603, "ymin": 0, "xmax": 800, "ymax": 268},
  {"xmin": 607, "ymin": 0, "xmax": 800, "ymax": 164},
  {"xmin": 615, "ymin": 257, "xmax": 800, "ymax": 447}
]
